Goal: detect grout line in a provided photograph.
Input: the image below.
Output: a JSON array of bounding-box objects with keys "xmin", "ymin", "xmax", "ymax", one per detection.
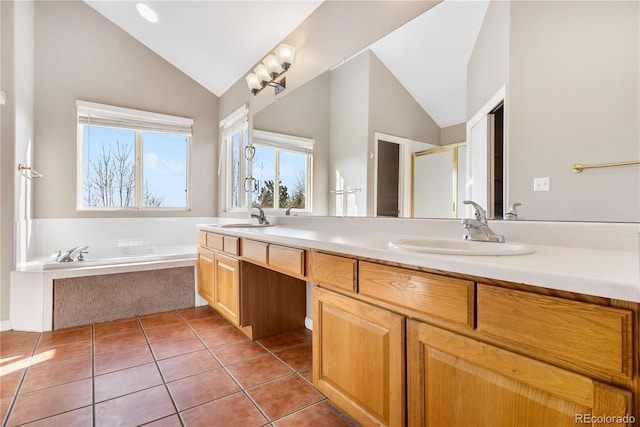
[
  {"xmin": 138, "ymin": 311, "xmax": 185, "ymax": 427},
  {"xmin": 91, "ymin": 323, "xmax": 96, "ymax": 427},
  {"xmin": 2, "ymin": 333, "xmax": 43, "ymax": 427}
]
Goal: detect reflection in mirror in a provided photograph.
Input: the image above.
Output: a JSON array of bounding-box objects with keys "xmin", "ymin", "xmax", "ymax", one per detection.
[
  {"xmin": 412, "ymin": 143, "xmax": 466, "ymax": 219},
  {"xmin": 252, "ymin": 0, "xmax": 639, "ymax": 222}
]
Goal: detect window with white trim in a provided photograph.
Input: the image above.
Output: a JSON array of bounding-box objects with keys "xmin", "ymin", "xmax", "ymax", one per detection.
[
  {"xmin": 77, "ymin": 101, "xmax": 192, "ymax": 210},
  {"xmin": 251, "ymin": 130, "xmax": 314, "ymax": 213},
  {"xmin": 221, "ymin": 105, "xmax": 250, "ymax": 212}
]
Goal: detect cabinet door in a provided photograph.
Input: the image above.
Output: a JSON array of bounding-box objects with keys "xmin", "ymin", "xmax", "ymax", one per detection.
[
  {"xmin": 197, "ymin": 247, "xmax": 215, "ymax": 306},
  {"xmin": 213, "ymin": 253, "xmax": 240, "ymax": 326},
  {"xmin": 407, "ymin": 320, "xmax": 633, "ymax": 427},
  {"xmin": 313, "ymin": 287, "xmax": 405, "ymax": 426}
]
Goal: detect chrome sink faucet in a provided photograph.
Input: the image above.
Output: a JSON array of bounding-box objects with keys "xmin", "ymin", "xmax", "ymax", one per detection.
[
  {"xmin": 461, "ymin": 201, "xmax": 505, "ymax": 243},
  {"xmin": 56, "ymin": 245, "xmax": 89, "ymax": 262},
  {"xmin": 251, "ymin": 206, "xmax": 270, "ymax": 225}
]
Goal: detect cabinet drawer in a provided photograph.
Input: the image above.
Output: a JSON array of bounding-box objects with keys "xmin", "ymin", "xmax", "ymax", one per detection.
[
  {"xmin": 477, "ymin": 284, "xmax": 633, "ymax": 378},
  {"xmin": 223, "ymin": 236, "xmax": 240, "ymax": 256},
  {"xmin": 359, "ymin": 262, "xmax": 474, "ymax": 328},
  {"xmin": 242, "ymin": 239, "xmax": 268, "ymax": 264},
  {"xmin": 310, "ymin": 251, "xmax": 357, "ymax": 293},
  {"xmin": 269, "ymin": 244, "xmax": 305, "ymax": 277},
  {"xmin": 206, "ymin": 232, "xmax": 224, "ymax": 251},
  {"xmin": 197, "ymin": 230, "xmax": 207, "ymax": 247}
]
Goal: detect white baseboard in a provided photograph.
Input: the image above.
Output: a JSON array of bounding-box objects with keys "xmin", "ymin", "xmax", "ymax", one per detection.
[
  {"xmin": 304, "ymin": 316, "xmax": 313, "ymax": 331},
  {"xmin": 0, "ymin": 320, "xmax": 12, "ymax": 332}
]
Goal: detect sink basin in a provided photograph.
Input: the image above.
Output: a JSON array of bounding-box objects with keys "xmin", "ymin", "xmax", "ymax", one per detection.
[
  {"xmin": 389, "ymin": 238, "xmax": 534, "ymax": 256},
  {"xmin": 206, "ymin": 223, "xmax": 273, "ymax": 229}
]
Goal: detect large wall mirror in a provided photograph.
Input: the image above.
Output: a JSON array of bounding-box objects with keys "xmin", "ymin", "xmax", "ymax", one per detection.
[{"xmin": 252, "ymin": 0, "xmax": 639, "ymax": 222}]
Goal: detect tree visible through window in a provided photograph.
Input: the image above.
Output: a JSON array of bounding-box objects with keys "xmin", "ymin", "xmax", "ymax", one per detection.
[{"xmin": 77, "ymin": 101, "xmax": 192, "ymax": 211}]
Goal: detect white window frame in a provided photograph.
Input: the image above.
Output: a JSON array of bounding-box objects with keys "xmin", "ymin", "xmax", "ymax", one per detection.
[
  {"xmin": 76, "ymin": 100, "xmax": 193, "ymax": 211},
  {"xmin": 221, "ymin": 105, "xmax": 250, "ymax": 212},
  {"xmin": 252, "ymin": 129, "xmax": 314, "ymax": 213}
]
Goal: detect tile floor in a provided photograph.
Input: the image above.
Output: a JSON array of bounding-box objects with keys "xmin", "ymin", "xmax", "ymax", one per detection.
[{"xmin": 1, "ymin": 306, "xmax": 356, "ymax": 427}]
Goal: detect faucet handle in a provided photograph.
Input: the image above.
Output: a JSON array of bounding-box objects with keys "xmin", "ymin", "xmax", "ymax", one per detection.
[{"xmin": 463, "ymin": 200, "xmax": 487, "ymax": 224}]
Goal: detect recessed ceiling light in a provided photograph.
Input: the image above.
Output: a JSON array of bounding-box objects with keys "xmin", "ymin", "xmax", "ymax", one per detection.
[{"xmin": 136, "ymin": 2, "xmax": 158, "ymax": 23}]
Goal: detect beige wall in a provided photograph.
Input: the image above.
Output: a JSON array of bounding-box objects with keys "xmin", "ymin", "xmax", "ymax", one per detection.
[
  {"xmin": 252, "ymin": 72, "xmax": 331, "ymax": 215},
  {"xmin": 1, "ymin": 1, "xmax": 35, "ymax": 323},
  {"xmin": 467, "ymin": 0, "xmax": 509, "ymax": 120},
  {"xmin": 33, "ymin": 1, "xmax": 218, "ymax": 218},
  {"xmin": 508, "ymin": 1, "xmax": 639, "ymax": 222},
  {"xmin": 218, "ymin": 1, "xmax": 440, "ymax": 133}
]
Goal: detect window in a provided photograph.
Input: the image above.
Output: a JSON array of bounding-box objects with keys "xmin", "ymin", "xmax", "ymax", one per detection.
[
  {"xmin": 221, "ymin": 105, "xmax": 250, "ymax": 212},
  {"xmin": 77, "ymin": 101, "xmax": 193, "ymax": 210},
  {"xmin": 251, "ymin": 130, "xmax": 313, "ymax": 212}
]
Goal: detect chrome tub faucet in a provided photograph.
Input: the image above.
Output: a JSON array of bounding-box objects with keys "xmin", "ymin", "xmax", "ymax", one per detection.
[{"xmin": 56, "ymin": 245, "xmax": 89, "ymax": 262}]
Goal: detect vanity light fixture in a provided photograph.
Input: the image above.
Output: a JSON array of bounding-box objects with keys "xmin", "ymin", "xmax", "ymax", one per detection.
[
  {"xmin": 245, "ymin": 43, "xmax": 296, "ymax": 96},
  {"xmin": 136, "ymin": 2, "xmax": 159, "ymax": 23}
]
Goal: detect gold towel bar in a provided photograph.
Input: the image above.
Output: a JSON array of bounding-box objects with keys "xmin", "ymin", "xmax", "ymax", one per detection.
[{"xmin": 572, "ymin": 160, "xmax": 640, "ymax": 173}]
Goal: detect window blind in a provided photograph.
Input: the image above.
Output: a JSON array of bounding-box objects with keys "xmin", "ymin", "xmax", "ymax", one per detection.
[
  {"xmin": 77, "ymin": 100, "xmax": 194, "ymax": 136},
  {"xmin": 253, "ymin": 129, "xmax": 314, "ymax": 154}
]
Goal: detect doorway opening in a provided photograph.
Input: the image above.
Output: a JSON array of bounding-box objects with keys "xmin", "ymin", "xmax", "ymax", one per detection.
[
  {"xmin": 491, "ymin": 103, "xmax": 504, "ymax": 219},
  {"xmin": 376, "ymin": 140, "xmax": 400, "ymax": 217}
]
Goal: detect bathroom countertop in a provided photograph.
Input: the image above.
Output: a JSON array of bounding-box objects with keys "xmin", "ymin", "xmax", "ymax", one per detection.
[{"xmin": 199, "ymin": 222, "xmax": 640, "ymax": 303}]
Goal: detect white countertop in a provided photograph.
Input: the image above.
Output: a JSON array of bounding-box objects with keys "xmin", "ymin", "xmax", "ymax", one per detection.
[{"xmin": 199, "ymin": 219, "xmax": 640, "ymax": 303}]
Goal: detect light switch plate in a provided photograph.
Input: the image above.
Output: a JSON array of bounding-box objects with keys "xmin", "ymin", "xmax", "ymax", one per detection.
[{"xmin": 534, "ymin": 177, "xmax": 550, "ymax": 192}]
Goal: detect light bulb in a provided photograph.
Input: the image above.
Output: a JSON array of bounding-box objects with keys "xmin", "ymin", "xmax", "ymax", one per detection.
[
  {"xmin": 264, "ymin": 55, "xmax": 283, "ymax": 76},
  {"xmin": 275, "ymin": 44, "xmax": 296, "ymax": 65},
  {"xmin": 245, "ymin": 73, "xmax": 261, "ymax": 90},
  {"xmin": 254, "ymin": 64, "xmax": 271, "ymax": 83}
]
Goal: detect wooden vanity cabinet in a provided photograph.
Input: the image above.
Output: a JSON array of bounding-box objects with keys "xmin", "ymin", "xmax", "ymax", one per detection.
[
  {"xmin": 197, "ymin": 230, "xmax": 306, "ymax": 340},
  {"xmin": 313, "ymin": 286, "xmax": 405, "ymax": 427},
  {"xmin": 196, "ymin": 247, "xmax": 215, "ymax": 306},
  {"xmin": 407, "ymin": 320, "xmax": 632, "ymax": 427},
  {"xmin": 212, "ymin": 252, "xmax": 240, "ymax": 326},
  {"xmin": 197, "ymin": 231, "xmax": 241, "ymax": 325},
  {"xmin": 309, "ymin": 250, "xmax": 638, "ymax": 427}
]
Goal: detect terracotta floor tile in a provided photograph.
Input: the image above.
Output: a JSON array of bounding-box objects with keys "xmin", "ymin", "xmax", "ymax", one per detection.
[
  {"xmin": 247, "ymin": 374, "xmax": 323, "ymax": 421},
  {"xmin": 145, "ymin": 322, "xmax": 194, "ymax": 343},
  {"xmin": 94, "ymin": 329, "xmax": 146, "ymax": 355},
  {"xmin": 167, "ymin": 368, "xmax": 239, "ymax": 411},
  {"xmin": 258, "ymin": 331, "xmax": 308, "ymax": 352},
  {"xmin": 95, "ymin": 362, "xmax": 163, "ymax": 402},
  {"xmin": 211, "ymin": 340, "xmax": 268, "ymax": 366},
  {"xmin": 94, "ymin": 317, "xmax": 141, "ymax": 338},
  {"xmin": 37, "ymin": 326, "xmax": 91, "ymax": 350},
  {"xmin": 143, "ymin": 414, "xmax": 183, "ymax": 427},
  {"xmin": 19, "ymin": 405, "xmax": 93, "ymax": 427},
  {"xmin": 1, "ymin": 353, "xmax": 30, "ymax": 377},
  {"xmin": 94, "ymin": 344, "xmax": 154, "ymax": 375},
  {"xmin": 7, "ymin": 378, "xmax": 92, "ymax": 426},
  {"xmin": 198, "ymin": 325, "xmax": 249, "ymax": 348},
  {"xmin": 274, "ymin": 401, "xmax": 356, "ymax": 427},
  {"xmin": 20, "ymin": 357, "xmax": 92, "ymax": 393},
  {"xmin": 178, "ymin": 306, "xmax": 219, "ymax": 321},
  {"xmin": 0, "ymin": 332, "xmax": 39, "ymax": 357},
  {"xmin": 157, "ymin": 349, "xmax": 220, "ymax": 382},
  {"xmin": 274, "ymin": 343, "xmax": 312, "ymax": 371},
  {"xmin": 294, "ymin": 328, "xmax": 313, "ymax": 342},
  {"xmin": 1, "ymin": 369, "xmax": 25, "ymax": 399},
  {"xmin": 180, "ymin": 392, "xmax": 267, "ymax": 427},
  {"xmin": 226, "ymin": 354, "xmax": 292, "ymax": 389},
  {"xmin": 1, "ymin": 396, "xmax": 12, "ymax": 423},
  {"xmin": 140, "ymin": 311, "xmax": 184, "ymax": 330},
  {"xmin": 298, "ymin": 368, "xmax": 313, "ymax": 384},
  {"xmin": 150, "ymin": 335, "xmax": 205, "ymax": 360},
  {"xmin": 95, "ymin": 385, "xmax": 175, "ymax": 427},
  {"xmin": 31, "ymin": 340, "xmax": 92, "ymax": 367},
  {"xmin": 187, "ymin": 316, "xmax": 231, "ymax": 335}
]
